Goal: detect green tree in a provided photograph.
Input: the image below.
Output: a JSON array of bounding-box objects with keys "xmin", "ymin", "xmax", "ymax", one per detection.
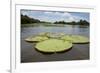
[{"xmin": 21, "ymin": 14, "xmax": 40, "ymax": 24}]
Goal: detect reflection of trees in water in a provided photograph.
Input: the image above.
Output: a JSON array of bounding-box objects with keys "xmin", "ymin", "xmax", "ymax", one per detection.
[
  {"xmin": 78, "ymin": 25, "xmax": 89, "ymax": 28},
  {"xmin": 54, "ymin": 19, "xmax": 89, "ymax": 26},
  {"xmin": 69, "ymin": 24, "xmax": 89, "ymax": 36}
]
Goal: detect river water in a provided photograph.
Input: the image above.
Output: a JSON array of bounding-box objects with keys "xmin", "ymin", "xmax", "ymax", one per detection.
[{"xmin": 21, "ymin": 24, "xmax": 89, "ymax": 63}]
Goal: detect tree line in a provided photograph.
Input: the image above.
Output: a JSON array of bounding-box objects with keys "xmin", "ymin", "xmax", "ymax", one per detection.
[
  {"xmin": 21, "ymin": 14, "xmax": 40, "ymax": 24},
  {"xmin": 21, "ymin": 14, "xmax": 89, "ymax": 25},
  {"xmin": 54, "ymin": 20, "xmax": 89, "ymax": 25}
]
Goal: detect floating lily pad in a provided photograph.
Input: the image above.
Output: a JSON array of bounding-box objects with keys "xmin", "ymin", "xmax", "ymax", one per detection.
[
  {"xmin": 35, "ymin": 39, "xmax": 72, "ymax": 53},
  {"xmin": 38, "ymin": 32, "xmax": 50, "ymax": 37},
  {"xmin": 25, "ymin": 36, "xmax": 49, "ymax": 43},
  {"xmin": 61, "ymin": 35, "xmax": 89, "ymax": 44},
  {"xmin": 38, "ymin": 32, "xmax": 65, "ymax": 38},
  {"xmin": 48, "ymin": 33, "xmax": 65, "ymax": 38}
]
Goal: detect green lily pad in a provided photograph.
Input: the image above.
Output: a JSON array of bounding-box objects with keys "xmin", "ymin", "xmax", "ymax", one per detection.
[
  {"xmin": 48, "ymin": 33, "xmax": 65, "ymax": 38},
  {"xmin": 61, "ymin": 35, "xmax": 89, "ymax": 44},
  {"xmin": 35, "ymin": 39, "xmax": 72, "ymax": 53},
  {"xmin": 38, "ymin": 32, "xmax": 50, "ymax": 37},
  {"xmin": 38, "ymin": 32, "xmax": 65, "ymax": 38},
  {"xmin": 25, "ymin": 36, "xmax": 49, "ymax": 42}
]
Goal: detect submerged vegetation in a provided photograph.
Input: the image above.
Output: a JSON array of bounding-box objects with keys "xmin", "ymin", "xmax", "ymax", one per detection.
[{"xmin": 25, "ymin": 32, "xmax": 89, "ymax": 53}]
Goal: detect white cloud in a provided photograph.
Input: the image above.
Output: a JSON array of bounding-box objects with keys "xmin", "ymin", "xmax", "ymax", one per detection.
[
  {"xmin": 61, "ymin": 12, "xmax": 75, "ymax": 22},
  {"xmin": 72, "ymin": 15, "xmax": 85, "ymax": 22},
  {"xmin": 44, "ymin": 12, "xmax": 76, "ymax": 22},
  {"xmin": 21, "ymin": 11, "xmax": 28, "ymax": 15},
  {"xmin": 62, "ymin": 12, "xmax": 71, "ymax": 16},
  {"xmin": 21, "ymin": 10, "xmax": 85, "ymax": 22},
  {"xmin": 44, "ymin": 11, "xmax": 53, "ymax": 14},
  {"xmin": 45, "ymin": 12, "xmax": 74, "ymax": 21}
]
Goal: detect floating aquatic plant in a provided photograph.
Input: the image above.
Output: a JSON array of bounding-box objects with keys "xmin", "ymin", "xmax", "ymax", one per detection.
[
  {"xmin": 38, "ymin": 32, "xmax": 65, "ymax": 38},
  {"xmin": 38, "ymin": 32, "xmax": 50, "ymax": 37},
  {"xmin": 48, "ymin": 33, "xmax": 65, "ymax": 38},
  {"xmin": 25, "ymin": 33, "xmax": 89, "ymax": 53},
  {"xmin": 61, "ymin": 35, "xmax": 89, "ymax": 43},
  {"xmin": 35, "ymin": 39, "xmax": 72, "ymax": 53},
  {"xmin": 25, "ymin": 36, "xmax": 49, "ymax": 42}
]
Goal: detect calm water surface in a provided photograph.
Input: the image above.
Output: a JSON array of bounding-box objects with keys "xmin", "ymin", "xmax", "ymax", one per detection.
[{"xmin": 21, "ymin": 24, "xmax": 89, "ymax": 63}]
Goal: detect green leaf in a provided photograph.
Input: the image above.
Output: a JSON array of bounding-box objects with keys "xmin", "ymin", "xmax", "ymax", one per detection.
[
  {"xmin": 35, "ymin": 39, "xmax": 72, "ymax": 53},
  {"xmin": 61, "ymin": 35, "xmax": 89, "ymax": 43}
]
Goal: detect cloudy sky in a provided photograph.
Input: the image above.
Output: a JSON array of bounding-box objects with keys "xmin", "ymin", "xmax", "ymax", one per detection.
[{"xmin": 21, "ymin": 10, "xmax": 89, "ymax": 22}]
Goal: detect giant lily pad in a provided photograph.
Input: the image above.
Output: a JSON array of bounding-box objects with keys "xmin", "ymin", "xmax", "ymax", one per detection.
[
  {"xmin": 61, "ymin": 35, "xmax": 89, "ymax": 44},
  {"xmin": 38, "ymin": 32, "xmax": 65, "ymax": 38},
  {"xmin": 38, "ymin": 32, "xmax": 50, "ymax": 37},
  {"xmin": 48, "ymin": 33, "xmax": 65, "ymax": 38},
  {"xmin": 25, "ymin": 36, "xmax": 49, "ymax": 42},
  {"xmin": 35, "ymin": 39, "xmax": 72, "ymax": 53}
]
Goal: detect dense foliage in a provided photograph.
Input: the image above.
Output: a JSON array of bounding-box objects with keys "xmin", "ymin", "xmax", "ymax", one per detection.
[
  {"xmin": 21, "ymin": 14, "xmax": 40, "ymax": 24},
  {"xmin": 54, "ymin": 20, "xmax": 89, "ymax": 25}
]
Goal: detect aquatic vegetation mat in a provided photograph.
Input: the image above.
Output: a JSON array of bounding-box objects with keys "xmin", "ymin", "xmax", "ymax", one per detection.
[
  {"xmin": 61, "ymin": 35, "xmax": 89, "ymax": 43},
  {"xmin": 25, "ymin": 33, "xmax": 89, "ymax": 53},
  {"xmin": 25, "ymin": 36, "xmax": 49, "ymax": 42},
  {"xmin": 35, "ymin": 39, "xmax": 72, "ymax": 53},
  {"xmin": 38, "ymin": 32, "xmax": 65, "ymax": 38},
  {"xmin": 38, "ymin": 32, "xmax": 51, "ymax": 37},
  {"xmin": 48, "ymin": 33, "xmax": 65, "ymax": 38}
]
